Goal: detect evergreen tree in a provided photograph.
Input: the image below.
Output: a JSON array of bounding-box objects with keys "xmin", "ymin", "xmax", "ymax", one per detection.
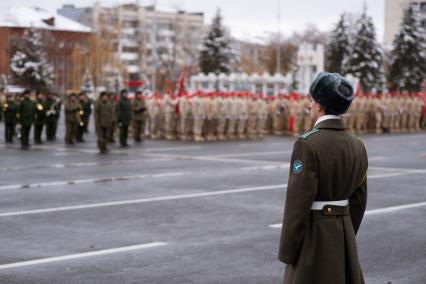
[
  {"xmin": 326, "ymin": 13, "xmax": 351, "ymax": 74},
  {"xmin": 388, "ymin": 6, "xmax": 426, "ymax": 93},
  {"xmin": 10, "ymin": 28, "xmax": 53, "ymax": 92},
  {"xmin": 199, "ymin": 9, "xmax": 235, "ymax": 74},
  {"xmin": 345, "ymin": 9, "xmax": 384, "ymax": 93}
]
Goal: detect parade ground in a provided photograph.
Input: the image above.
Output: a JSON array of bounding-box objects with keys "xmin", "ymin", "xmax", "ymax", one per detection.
[{"xmin": 0, "ymin": 126, "xmax": 425, "ymax": 283}]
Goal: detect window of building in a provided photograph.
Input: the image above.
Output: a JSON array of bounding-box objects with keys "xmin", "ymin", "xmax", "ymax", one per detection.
[
  {"xmin": 420, "ymin": 2, "xmax": 426, "ymax": 11},
  {"xmin": 122, "ymin": 46, "xmax": 139, "ymax": 53}
]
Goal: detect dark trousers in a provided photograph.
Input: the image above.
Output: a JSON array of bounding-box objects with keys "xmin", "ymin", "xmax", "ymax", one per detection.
[
  {"xmin": 21, "ymin": 124, "xmax": 32, "ymax": 148},
  {"xmin": 133, "ymin": 120, "xmax": 143, "ymax": 142},
  {"xmin": 108, "ymin": 122, "xmax": 116, "ymax": 143},
  {"xmin": 76, "ymin": 124, "xmax": 85, "ymax": 142},
  {"xmin": 34, "ymin": 123, "xmax": 44, "ymax": 143},
  {"xmin": 97, "ymin": 126, "xmax": 109, "ymax": 153},
  {"xmin": 65, "ymin": 121, "xmax": 77, "ymax": 144},
  {"xmin": 5, "ymin": 123, "xmax": 15, "ymax": 143},
  {"xmin": 84, "ymin": 116, "xmax": 90, "ymax": 133},
  {"xmin": 119, "ymin": 125, "xmax": 129, "ymax": 146},
  {"xmin": 46, "ymin": 120, "xmax": 57, "ymax": 141}
]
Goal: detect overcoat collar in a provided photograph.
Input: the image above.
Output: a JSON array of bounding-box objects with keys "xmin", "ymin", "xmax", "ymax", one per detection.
[{"xmin": 315, "ymin": 118, "xmax": 346, "ymax": 130}]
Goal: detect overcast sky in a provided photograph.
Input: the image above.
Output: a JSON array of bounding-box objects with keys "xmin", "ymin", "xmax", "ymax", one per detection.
[{"xmin": 0, "ymin": 0, "xmax": 385, "ymax": 42}]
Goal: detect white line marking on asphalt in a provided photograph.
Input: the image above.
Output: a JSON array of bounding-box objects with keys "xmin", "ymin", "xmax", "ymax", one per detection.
[
  {"xmin": 209, "ymin": 150, "xmax": 292, "ymax": 158},
  {"xmin": 364, "ymin": 201, "xmax": 426, "ymax": 215},
  {"xmin": 368, "ymin": 156, "xmax": 385, "ymax": 161},
  {"xmin": 1, "ymin": 169, "xmax": 425, "ymax": 217},
  {"xmin": 143, "ymin": 152, "xmax": 284, "ymax": 165},
  {"xmin": 269, "ymin": 201, "xmax": 426, "ymax": 229},
  {"xmin": 241, "ymin": 164, "xmax": 290, "ymax": 171},
  {"xmin": 0, "ymin": 150, "xmax": 286, "ymax": 172},
  {"xmin": 0, "ymin": 242, "xmax": 167, "ymax": 270},
  {"xmin": 0, "ymin": 172, "xmax": 188, "ymax": 190},
  {"xmin": 0, "ymin": 184, "xmax": 287, "ymax": 217},
  {"xmin": 0, "ymin": 158, "xmax": 172, "ymax": 172}
]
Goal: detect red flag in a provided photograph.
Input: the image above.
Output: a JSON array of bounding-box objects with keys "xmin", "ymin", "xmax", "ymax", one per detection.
[
  {"xmin": 355, "ymin": 83, "xmax": 362, "ymax": 97},
  {"xmin": 288, "ymin": 113, "xmax": 294, "ymax": 132},
  {"xmin": 178, "ymin": 74, "xmax": 185, "ymax": 97}
]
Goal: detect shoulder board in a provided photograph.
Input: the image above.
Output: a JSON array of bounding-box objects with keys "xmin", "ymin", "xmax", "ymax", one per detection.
[{"xmin": 298, "ymin": 129, "xmax": 320, "ymax": 140}]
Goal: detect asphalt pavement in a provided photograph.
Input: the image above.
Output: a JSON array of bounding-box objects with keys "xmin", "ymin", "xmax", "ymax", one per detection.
[{"xmin": 0, "ymin": 122, "xmax": 425, "ymax": 284}]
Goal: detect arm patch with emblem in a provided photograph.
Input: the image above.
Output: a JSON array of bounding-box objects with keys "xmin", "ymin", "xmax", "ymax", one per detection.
[{"xmin": 293, "ymin": 160, "xmax": 304, "ymax": 175}]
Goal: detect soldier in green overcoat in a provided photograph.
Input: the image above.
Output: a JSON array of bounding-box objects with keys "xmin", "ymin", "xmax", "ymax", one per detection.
[
  {"xmin": 279, "ymin": 72, "xmax": 368, "ymax": 284},
  {"xmin": 64, "ymin": 93, "xmax": 81, "ymax": 145},
  {"xmin": 18, "ymin": 90, "xmax": 35, "ymax": 150},
  {"xmin": 107, "ymin": 92, "xmax": 117, "ymax": 143},
  {"xmin": 116, "ymin": 89, "xmax": 132, "ymax": 147},
  {"xmin": 45, "ymin": 92, "xmax": 61, "ymax": 141},
  {"xmin": 75, "ymin": 92, "xmax": 87, "ymax": 143},
  {"xmin": 34, "ymin": 92, "xmax": 46, "ymax": 144},
  {"xmin": 131, "ymin": 91, "xmax": 147, "ymax": 142},
  {"xmin": 3, "ymin": 94, "xmax": 17, "ymax": 143},
  {"xmin": 94, "ymin": 92, "xmax": 113, "ymax": 154}
]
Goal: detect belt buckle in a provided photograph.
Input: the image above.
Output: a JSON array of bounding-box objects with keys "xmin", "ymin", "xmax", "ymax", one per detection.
[{"xmin": 322, "ymin": 205, "xmax": 348, "ymax": 216}]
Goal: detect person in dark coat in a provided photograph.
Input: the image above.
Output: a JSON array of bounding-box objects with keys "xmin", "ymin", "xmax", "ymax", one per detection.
[
  {"xmin": 107, "ymin": 92, "xmax": 117, "ymax": 143},
  {"xmin": 45, "ymin": 92, "xmax": 61, "ymax": 141},
  {"xmin": 95, "ymin": 92, "xmax": 113, "ymax": 154},
  {"xmin": 18, "ymin": 89, "xmax": 35, "ymax": 150},
  {"xmin": 279, "ymin": 72, "xmax": 368, "ymax": 284},
  {"xmin": 34, "ymin": 92, "xmax": 46, "ymax": 144},
  {"xmin": 64, "ymin": 93, "xmax": 81, "ymax": 145},
  {"xmin": 3, "ymin": 94, "xmax": 18, "ymax": 143},
  {"xmin": 75, "ymin": 92, "xmax": 87, "ymax": 143},
  {"xmin": 131, "ymin": 91, "xmax": 147, "ymax": 142},
  {"xmin": 116, "ymin": 89, "xmax": 132, "ymax": 147}
]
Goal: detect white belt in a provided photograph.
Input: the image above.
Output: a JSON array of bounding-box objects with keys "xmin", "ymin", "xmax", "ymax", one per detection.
[{"xmin": 311, "ymin": 199, "xmax": 349, "ymax": 210}]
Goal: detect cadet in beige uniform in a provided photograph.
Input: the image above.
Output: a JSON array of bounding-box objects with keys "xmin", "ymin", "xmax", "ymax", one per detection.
[
  {"xmin": 257, "ymin": 95, "xmax": 268, "ymax": 138},
  {"xmin": 163, "ymin": 92, "xmax": 177, "ymax": 140},
  {"xmin": 192, "ymin": 93, "xmax": 206, "ymax": 142},
  {"xmin": 247, "ymin": 95, "xmax": 259, "ymax": 139},
  {"xmin": 217, "ymin": 93, "xmax": 229, "ymax": 141},
  {"xmin": 227, "ymin": 94, "xmax": 238, "ymax": 140}
]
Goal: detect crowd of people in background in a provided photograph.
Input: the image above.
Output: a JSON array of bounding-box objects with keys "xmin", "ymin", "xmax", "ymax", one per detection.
[{"xmin": 1, "ymin": 89, "xmax": 425, "ymax": 154}]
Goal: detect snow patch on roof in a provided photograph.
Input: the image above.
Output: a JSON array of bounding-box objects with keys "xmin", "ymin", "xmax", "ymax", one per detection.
[{"xmin": 0, "ymin": 6, "xmax": 91, "ymax": 33}]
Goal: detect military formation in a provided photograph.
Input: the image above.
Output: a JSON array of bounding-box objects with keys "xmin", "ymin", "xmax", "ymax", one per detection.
[
  {"xmin": 144, "ymin": 91, "xmax": 425, "ymax": 141},
  {"xmin": 0, "ymin": 89, "xmax": 424, "ymax": 153}
]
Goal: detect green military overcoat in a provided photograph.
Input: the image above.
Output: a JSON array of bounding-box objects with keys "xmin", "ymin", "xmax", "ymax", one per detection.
[
  {"xmin": 19, "ymin": 99, "xmax": 35, "ymax": 126},
  {"xmin": 132, "ymin": 98, "xmax": 146, "ymax": 121},
  {"xmin": 116, "ymin": 97, "xmax": 132, "ymax": 126},
  {"xmin": 279, "ymin": 118, "xmax": 368, "ymax": 284},
  {"xmin": 95, "ymin": 100, "xmax": 113, "ymax": 129}
]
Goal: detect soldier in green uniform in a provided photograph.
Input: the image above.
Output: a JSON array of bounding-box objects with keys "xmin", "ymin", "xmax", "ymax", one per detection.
[
  {"xmin": 131, "ymin": 91, "xmax": 147, "ymax": 143},
  {"xmin": 64, "ymin": 93, "xmax": 81, "ymax": 145},
  {"xmin": 18, "ymin": 90, "xmax": 35, "ymax": 150},
  {"xmin": 83, "ymin": 95, "xmax": 92, "ymax": 134},
  {"xmin": 45, "ymin": 92, "xmax": 61, "ymax": 141},
  {"xmin": 107, "ymin": 92, "xmax": 117, "ymax": 143},
  {"xmin": 279, "ymin": 72, "xmax": 368, "ymax": 284},
  {"xmin": 75, "ymin": 92, "xmax": 87, "ymax": 143},
  {"xmin": 34, "ymin": 92, "xmax": 46, "ymax": 144},
  {"xmin": 95, "ymin": 92, "xmax": 113, "ymax": 154},
  {"xmin": 116, "ymin": 89, "xmax": 132, "ymax": 147},
  {"xmin": 3, "ymin": 94, "xmax": 18, "ymax": 143}
]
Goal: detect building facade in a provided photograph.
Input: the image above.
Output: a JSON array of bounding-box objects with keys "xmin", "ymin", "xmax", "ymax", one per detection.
[
  {"xmin": 58, "ymin": 3, "xmax": 204, "ymax": 91},
  {"xmin": 295, "ymin": 44, "xmax": 324, "ymax": 94},
  {"xmin": 0, "ymin": 6, "xmax": 92, "ymax": 93},
  {"xmin": 384, "ymin": 0, "xmax": 426, "ymax": 46}
]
